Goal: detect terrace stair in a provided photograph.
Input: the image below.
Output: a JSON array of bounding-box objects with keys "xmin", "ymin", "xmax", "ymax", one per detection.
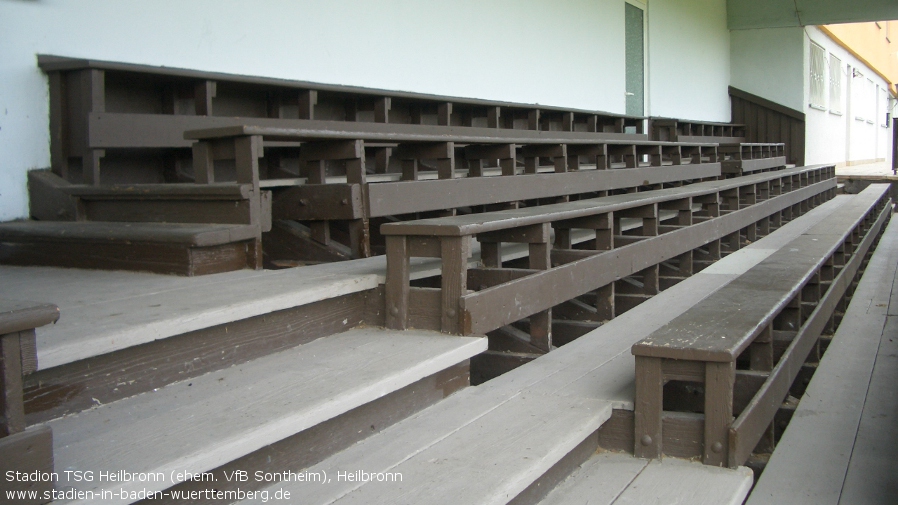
[{"xmin": 235, "ymin": 181, "xmax": 856, "ymax": 505}]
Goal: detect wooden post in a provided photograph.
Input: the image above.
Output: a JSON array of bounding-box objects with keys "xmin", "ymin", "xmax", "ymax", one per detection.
[
  {"xmin": 704, "ymin": 361, "xmax": 735, "ymax": 467},
  {"xmin": 194, "ymin": 80, "xmax": 216, "ymax": 116},
  {"xmin": 299, "ymin": 90, "xmax": 317, "ymax": 120},
  {"xmin": 529, "ymin": 235, "xmax": 552, "ymax": 352},
  {"xmin": 440, "ymin": 237, "xmax": 470, "ymax": 334},
  {"xmin": 191, "ymin": 140, "xmax": 215, "ymax": 183},
  {"xmin": 385, "ymin": 236, "xmax": 410, "ymax": 330},
  {"xmin": 634, "ymin": 356, "xmax": 663, "ymax": 458},
  {"xmin": 1, "ymin": 332, "xmax": 25, "ymax": 436}
]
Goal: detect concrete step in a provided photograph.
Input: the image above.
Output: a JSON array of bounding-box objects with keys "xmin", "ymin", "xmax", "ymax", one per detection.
[
  {"xmin": 538, "ymin": 452, "xmax": 752, "ymax": 505},
  {"xmin": 48, "ymin": 327, "xmax": 486, "ymax": 504}
]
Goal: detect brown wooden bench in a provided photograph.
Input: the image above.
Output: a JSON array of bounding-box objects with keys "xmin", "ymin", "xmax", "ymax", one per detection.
[
  {"xmin": 651, "ymin": 118, "xmax": 747, "ymax": 144},
  {"xmin": 380, "ymin": 165, "xmax": 836, "ymax": 355},
  {"xmin": 651, "ymin": 119, "xmax": 786, "ymax": 177},
  {"xmin": 3, "ymin": 139, "xmax": 272, "ymax": 275},
  {"xmin": 747, "ymin": 207, "xmax": 898, "ymax": 504},
  {"xmin": 185, "ymin": 123, "xmax": 723, "ymax": 259},
  {"xmin": 630, "ymin": 184, "xmax": 891, "ymax": 468},
  {"xmin": 38, "ymin": 54, "xmax": 646, "ymax": 187},
  {"xmin": 719, "ymin": 142, "xmax": 787, "ymax": 177},
  {"xmin": 0, "ymin": 299, "xmax": 59, "ymax": 504}
]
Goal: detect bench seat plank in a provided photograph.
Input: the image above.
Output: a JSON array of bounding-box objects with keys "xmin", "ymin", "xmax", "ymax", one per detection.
[
  {"xmin": 633, "ymin": 187, "xmax": 887, "ymax": 362},
  {"xmin": 380, "ymin": 165, "xmax": 829, "ymax": 237},
  {"xmin": 183, "ymin": 121, "xmax": 700, "ymax": 146},
  {"xmin": 0, "ymin": 299, "xmax": 59, "ymax": 336}
]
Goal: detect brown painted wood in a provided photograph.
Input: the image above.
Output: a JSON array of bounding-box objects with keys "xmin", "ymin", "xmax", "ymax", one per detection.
[
  {"xmin": 370, "ymin": 164, "xmax": 720, "ymax": 218},
  {"xmin": 728, "ymin": 201, "xmax": 891, "ymax": 467},
  {"xmin": 385, "ymin": 236, "xmax": 410, "ymax": 330},
  {"xmin": 470, "ymin": 350, "xmax": 538, "ymax": 385},
  {"xmin": 460, "ymin": 179, "xmax": 833, "ymax": 334},
  {"xmin": 27, "ymin": 170, "xmax": 77, "ymax": 221},
  {"xmin": 0, "ymin": 300, "xmax": 60, "ymax": 337},
  {"xmin": 440, "ymin": 237, "xmax": 469, "ymax": 334},
  {"xmin": 704, "ymin": 361, "xmax": 735, "ymax": 466},
  {"xmin": 382, "ymin": 165, "xmax": 829, "ymax": 237},
  {"xmin": 551, "ymin": 320, "xmax": 601, "ymax": 346},
  {"xmin": 1, "ymin": 234, "xmax": 256, "ymax": 276},
  {"xmin": 273, "ymin": 183, "xmax": 364, "ymax": 221},
  {"xmin": 1, "ymin": 332, "xmax": 25, "ymax": 435},
  {"xmin": 634, "ymin": 356, "xmax": 663, "ymax": 458}
]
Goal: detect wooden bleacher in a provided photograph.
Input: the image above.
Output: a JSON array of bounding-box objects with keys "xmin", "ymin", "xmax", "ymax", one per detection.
[
  {"xmin": 747, "ymin": 213, "xmax": 898, "ymax": 504},
  {"xmin": 0, "ymin": 299, "xmax": 58, "ymax": 501},
  {"xmin": 630, "ymin": 184, "xmax": 891, "ymax": 467},
  {"xmin": 37, "ymin": 54, "xmax": 645, "ymax": 188},
  {"xmin": 380, "ymin": 164, "xmax": 834, "ymax": 374},
  {"xmin": 237, "ymin": 181, "xmax": 861, "ymax": 505},
  {"xmin": 651, "ymin": 118, "xmax": 787, "ymax": 177},
  {"xmin": 0, "ymin": 55, "xmax": 867, "ymax": 505}
]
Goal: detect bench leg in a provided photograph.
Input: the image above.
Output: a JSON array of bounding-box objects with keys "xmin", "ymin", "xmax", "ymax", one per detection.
[
  {"xmin": 634, "ymin": 356, "xmax": 663, "ymax": 459},
  {"xmin": 349, "ymin": 219, "xmax": 371, "ymax": 258},
  {"xmin": 704, "ymin": 361, "xmax": 735, "ymax": 467},
  {"xmin": 1, "ymin": 332, "xmax": 25, "ymax": 436}
]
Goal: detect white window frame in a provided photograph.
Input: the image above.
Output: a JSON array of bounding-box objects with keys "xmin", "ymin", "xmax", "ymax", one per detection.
[
  {"xmin": 809, "ymin": 42, "xmax": 826, "ymax": 110},
  {"xmin": 828, "ymin": 53, "xmax": 842, "ymax": 115}
]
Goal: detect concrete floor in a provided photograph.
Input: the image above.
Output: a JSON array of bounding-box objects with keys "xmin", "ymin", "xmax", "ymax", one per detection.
[{"xmin": 835, "ymin": 160, "xmax": 895, "ymax": 177}]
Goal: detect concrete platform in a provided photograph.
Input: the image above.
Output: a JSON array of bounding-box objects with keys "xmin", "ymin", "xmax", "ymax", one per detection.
[{"xmin": 539, "ymin": 452, "xmax": 753, "ymax": 505}]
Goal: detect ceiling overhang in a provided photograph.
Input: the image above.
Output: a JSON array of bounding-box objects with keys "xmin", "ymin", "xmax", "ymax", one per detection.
[{"xmin": 728, "ymin": 0, "xmax": 898, "ymax": 30}]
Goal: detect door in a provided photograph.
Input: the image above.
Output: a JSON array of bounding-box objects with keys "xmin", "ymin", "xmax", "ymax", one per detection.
[{"xmin": 625, "ymin": 2, "xmax": 645, "ymax": 117}]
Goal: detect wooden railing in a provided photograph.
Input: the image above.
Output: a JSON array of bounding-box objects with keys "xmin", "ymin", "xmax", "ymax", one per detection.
[
  {"xmin": 630, "ymin": 184, "xmax": 891, "ymax": 467},
  {"xmin": 380, "ymin": 165, "xmax": 836, "ymax": 350}
]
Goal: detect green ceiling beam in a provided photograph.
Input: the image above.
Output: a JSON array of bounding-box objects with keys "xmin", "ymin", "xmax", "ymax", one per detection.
[{"xmin": 728, "ymin": 0, "xmax": 898, "ymax": 30}]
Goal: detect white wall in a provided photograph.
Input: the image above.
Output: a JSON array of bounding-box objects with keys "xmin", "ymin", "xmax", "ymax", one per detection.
[
  {"xmin": 803, "ymin": 26, "xmax": 893, "ymax": 166},
  {"xmin": 647, "ymin": 0, "xmax": 731, "ymax": 121},
  {"xmin": 730, "ymin": 27, "xmax": 805, "ymax": 112},
  {"xmin": 0, "ymin": 0, "xmax": 734, "ymax": 220}
]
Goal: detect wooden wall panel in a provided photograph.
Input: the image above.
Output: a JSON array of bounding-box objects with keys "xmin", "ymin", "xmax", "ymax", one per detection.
[{"xmin": 729, "ymin": 86, "xmax": 805, "ymax": 166}]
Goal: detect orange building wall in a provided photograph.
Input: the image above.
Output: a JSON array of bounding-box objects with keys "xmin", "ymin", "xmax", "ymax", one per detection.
[{"xmin": 821, "ymin": 21, "xmax": 898, "ymax": 96}]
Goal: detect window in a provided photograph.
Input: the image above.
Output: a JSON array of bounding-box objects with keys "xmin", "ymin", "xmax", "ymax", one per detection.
[
  {"xmin": 625, "ymin": 1, "xmax": 645, "ymax": 117},
  {"xmin": 809, "ymin": 42, "xmax": 826, "ymax": 110},
  {"xmin": 829, "ymin": 54, "xmax": 842, "ymax": 114}
]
